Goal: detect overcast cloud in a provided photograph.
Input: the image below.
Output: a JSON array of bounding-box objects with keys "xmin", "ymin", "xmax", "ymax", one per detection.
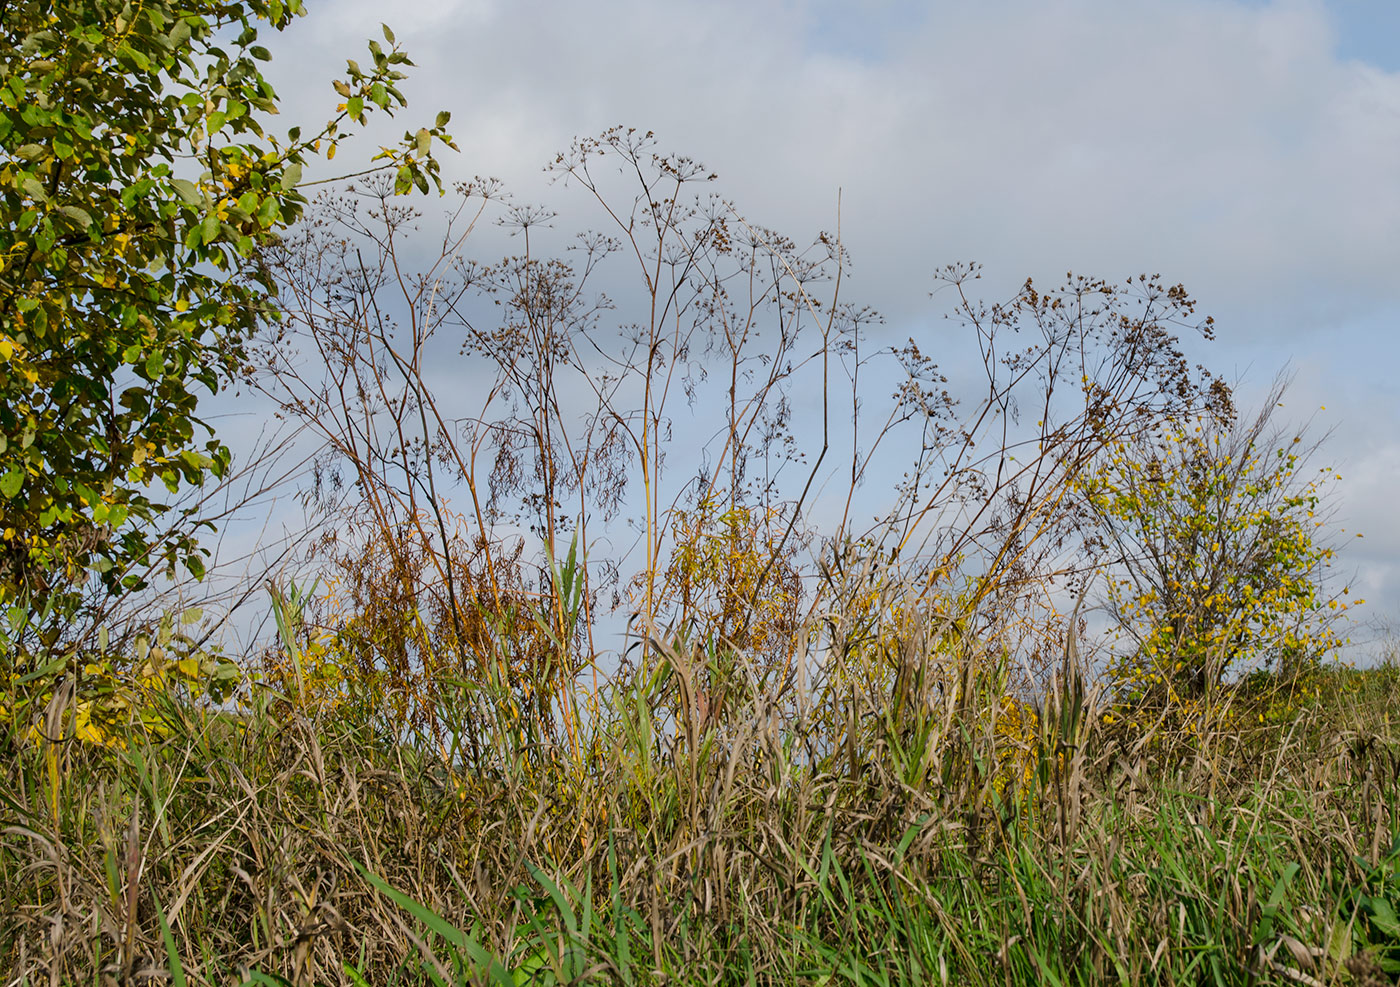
[{"xmin": 242, "ymin": 0, "xmax": 1399, "ymax": 650}]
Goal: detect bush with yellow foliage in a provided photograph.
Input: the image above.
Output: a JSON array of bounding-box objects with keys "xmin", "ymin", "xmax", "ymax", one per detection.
[{"xmin": 1080, "ymin": 379, "xmax": 1357, "ymax": 726}]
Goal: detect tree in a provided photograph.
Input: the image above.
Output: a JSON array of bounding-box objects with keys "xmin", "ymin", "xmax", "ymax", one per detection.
[
  {"xmin": 0, "ymin": 0, "xmax": 454, "ymax": 618},
  {"xmin": 1081, "ymin": 380, "xmax": 1355, "ymax": 709}
]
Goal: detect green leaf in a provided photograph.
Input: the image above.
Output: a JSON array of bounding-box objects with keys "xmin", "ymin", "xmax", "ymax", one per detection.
[
  {"xmin": 58, "ymin": 205, "xmax": 93, "ymax": 230},
  {"xmin": 34, "ymin": 218, "xmax": 56, "ymax": 252},
  {"xmin": 347, "ymin": 95, "xmax": 363, "ymax": 120},
  {"xmin": 435, "ymin": 110, "xmax": 451, "ymax": 129},
  {"xmin": 0, "ymin": 468, "xmax": 23, "ymax": 499},
  {"xmin": 179, "ymin": 449, "xmax": 213, "ymax": 470},
  {"xmin": 20, "ymin": 175, "xmax": 48, "ymax": 202},
  {"xmin": 280, "ymin": 161, "xmax": 302, "ymax": 190},
  {"xmin": 1367, "ymin": 896, "xmax": 1400, "ymax": 938}
]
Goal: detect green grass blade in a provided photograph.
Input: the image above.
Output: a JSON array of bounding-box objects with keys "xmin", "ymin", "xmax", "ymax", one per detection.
[
  {"xmin": 154, "ymin": 898, "xmax": 186, "ymax": 987},
  {"xmin": 352, "ymin": 859, "xmax": 514, "ymax": 987}
]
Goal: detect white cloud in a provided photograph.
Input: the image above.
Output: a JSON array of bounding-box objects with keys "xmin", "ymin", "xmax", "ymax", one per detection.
[{"xmin": 247, "ymin": 0, "xmax": 1399, "ymax": 636}]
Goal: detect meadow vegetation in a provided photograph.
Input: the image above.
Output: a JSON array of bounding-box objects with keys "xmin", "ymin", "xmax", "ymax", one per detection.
[{"xmin": 2, "ymin": 4, "xmax": 1396, "ymax": 986}]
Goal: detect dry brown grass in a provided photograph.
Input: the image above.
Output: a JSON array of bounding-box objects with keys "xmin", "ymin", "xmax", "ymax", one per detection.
[{"xmin": 2, "ymin": 620, "xmax": 1396, "ymax": 985}]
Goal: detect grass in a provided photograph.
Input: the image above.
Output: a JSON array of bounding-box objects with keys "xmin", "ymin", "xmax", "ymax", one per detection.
[{"xmin": 2, "ymin": 621, "xmax": 1397, "ymax": 985}]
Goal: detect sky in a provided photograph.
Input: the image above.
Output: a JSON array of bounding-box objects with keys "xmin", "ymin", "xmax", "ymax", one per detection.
[{"xmin": 237, "ymin": 0, "xmax": 1399, "ymax": 654}]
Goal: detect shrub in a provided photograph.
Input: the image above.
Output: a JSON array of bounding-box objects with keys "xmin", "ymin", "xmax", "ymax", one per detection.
[{"xmin": 1081, "ymin": 379, "xmax": 1357, "ymax": 720}]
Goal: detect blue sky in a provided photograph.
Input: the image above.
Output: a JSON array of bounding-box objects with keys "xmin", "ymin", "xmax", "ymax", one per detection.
[
  {"xmin": 808, "ymin": 0, "xmax": 1400, "ymax": 68},
  {"xmin": 1313, "ymin": 0, "xmax": 1400, "ymax": 68},
  {"xmin": 240, "ymin": 0, "xmax": 1399, "ymax": 655}
]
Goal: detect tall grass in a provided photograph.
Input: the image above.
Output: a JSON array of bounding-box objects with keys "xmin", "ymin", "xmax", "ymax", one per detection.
[{"xmin": 3, "ymin": 608, "xmax": 1396, "ymax": 984}]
